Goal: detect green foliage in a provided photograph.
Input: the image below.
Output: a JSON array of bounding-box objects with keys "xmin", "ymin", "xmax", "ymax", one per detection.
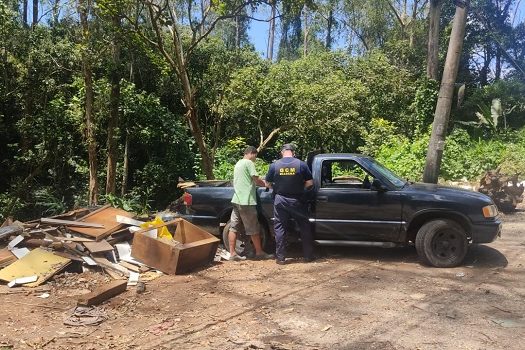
[
  {"xmin": 34, "ymin": 188, "xmax": 67, "ymax": 216},
  {"xmin": 358, "ymin": 118, "xmax": 397, "ymax": 156},
  {"xmin": 374, "ymin": 131, "xmax": 429, "ymax": 182},
  {"xmin": 441, "ymin": 128, "xmax": 506, "ymax": 180},
  {"xmin": 1, "ymin": 0, "xmax": 524, "ymax": 220},
  {"xmin": 410, "ymin": 78, "xmax": 439, "ymax": 135},
  {"xmin": 458, "ymin": 79, "xmax": 525, "ymax": 131},
  {"xmin": 212, "ymin": 138, "xmax": 270, "ymax": 180},
  {"xmin": 213, "ymin": 138, "xmax": 248, "ymax": 180},
  {"xmin": 101, "ymin": 192, "xmax": 151, "ymax": 214}
]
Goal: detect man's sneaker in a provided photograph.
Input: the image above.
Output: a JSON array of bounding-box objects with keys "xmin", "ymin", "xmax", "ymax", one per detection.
[
  {"xmin": 275, "ymin": 259, "xmax": 286, "ymax": 265},
  {"xmin": 229, "ymin": 254, "xmax": 246, "ymax": 261},
  {"xmin": 252, "ymin": 253, "xmax": 275, "ymax": 261}
]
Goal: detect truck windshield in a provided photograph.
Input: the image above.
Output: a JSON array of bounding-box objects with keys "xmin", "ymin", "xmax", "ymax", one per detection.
[{"xmin": 367, "ymin": 159, "xmax": 407, "ymax": 188}]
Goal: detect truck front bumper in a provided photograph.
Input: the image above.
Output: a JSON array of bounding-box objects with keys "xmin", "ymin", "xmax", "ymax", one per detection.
[{"xmin": 470, "ymin": 219, "xmax": 502, "ymax": 244}]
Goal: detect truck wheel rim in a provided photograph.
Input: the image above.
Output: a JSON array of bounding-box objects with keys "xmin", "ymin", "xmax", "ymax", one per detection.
[{"xmin": 432, "ymin": 231, "xmax": 460, "ymax": 259}]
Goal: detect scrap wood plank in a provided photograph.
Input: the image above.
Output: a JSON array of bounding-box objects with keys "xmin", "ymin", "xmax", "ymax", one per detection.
[
  {"xmin": 77, "ymin": 280, "xmax": 127, "ymax": 306},
  {"xmin": 24, "ymin": 207, "xmax": 92, "ymax": 224},
  {"xmin": 93, "ymin": 257, "xmax": 130, "ymax": 277},
  {"xmin": 0, "ymin": 248, "xmax": 16, "ymax": 267},
  {"xmin": 41, "ymin": 218, "xmax": 105, "ymax": 228},
  {"xmin": 118, "ymin": 261, "xmax": 150, "ymax": 273},
  {"xmin": 53, "ymin": 236, "xmax": 96, "ymax": 243},
  {"xmin": 0, "ymin": 248, "xmax": 71, "ymax": 287},
  {"xmin": 82, "ymin": 240, "xmax": 114, "ymax": 254},
  {"xmin": 1, "ymin": 217, "xmax": 13, "ymax": 227},
  {"xmin": 68, "ymin": 207, "xmax": 134, "ymax": 241},
  {"xmin": 0, "ymin": 224, "xmax": 23, "ymax": 240}
]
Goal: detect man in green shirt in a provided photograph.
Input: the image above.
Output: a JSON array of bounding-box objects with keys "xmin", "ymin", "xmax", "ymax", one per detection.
[{"xmin": 228, "ymin": 146, "xmax": 273, "ymax": 261}]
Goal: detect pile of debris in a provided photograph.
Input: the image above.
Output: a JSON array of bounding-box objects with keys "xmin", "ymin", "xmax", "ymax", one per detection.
[
  {"xmin": 0, "ymin": 205, "xmax": 220, "ymax": 303},
  {"xmin": 479, "ymin": 169, "xmax": 524, "ymax": 212}
]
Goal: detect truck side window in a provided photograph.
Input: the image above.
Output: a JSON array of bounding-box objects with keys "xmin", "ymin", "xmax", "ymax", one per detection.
[{"xmin": 321, "ymin": 160, "xmax": 372, "ymax": 189}]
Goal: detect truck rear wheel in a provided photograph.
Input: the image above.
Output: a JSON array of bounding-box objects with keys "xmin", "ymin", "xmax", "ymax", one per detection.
[
  {"xmin": 415, "ymin": 219, "xmax": 468, "ymax": 267},
  {"xmin": 222, "ymin": 220, "xmax": 272, "ymax": 257}
]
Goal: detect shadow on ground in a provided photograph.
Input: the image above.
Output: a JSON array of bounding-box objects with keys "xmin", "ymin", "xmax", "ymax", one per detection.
[{"xmin": 284, "ymin": 242, "xmax": 507, "ymax": 268}]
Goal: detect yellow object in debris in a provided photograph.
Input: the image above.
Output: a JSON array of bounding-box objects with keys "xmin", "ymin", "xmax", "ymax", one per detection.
[
  {"xmin": 0, "ymin": 248, "xmax": 71, "ymax": 287},
  {"xmin": 140, "ymin": 216, "xmax": 173, "ymax": 240}
]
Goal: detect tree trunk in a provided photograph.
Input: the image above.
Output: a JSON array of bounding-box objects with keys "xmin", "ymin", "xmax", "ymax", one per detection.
[
  {"xmin": 23, "ymin": 0, "xmax": 28, "ymax": 26},
  {"xmin": 32, "ymin": 0, "xmax": 38, "ymax": 26},
  {"xmin": 78, "ymin": 0, "xmax": 99, "ymax": 204},
  {"xmin": 303, "ymin": 9, "xmax": 309, "ymax": 57},
  {"xmin": 106, "ymin": 15, "xmax": 121, "ymax": 195},
  {"xmin": 495, "ymin": 47, "xmax": 502, "ymax": 81},
  {"xmin": 326, "ymin": 9, "xmax": 333, "ymax": 50},
  {"xmin": 52, "ymin": 0, "xmax": 60, "ymax": 25},
  {"xmin": 171, "ymin": 31, "xmax": 214, "ymax": 179},
  {"xmin": 121, "ymin": 129, "xmax": 129, "ymax": 196},
  {"xmin": 267, "ymin": 0, "xmax": 276, "ymax": 61},
  {"xmin": 427, "ymin": 0, "xmax": 442, "ymax": 80},
  {"xmin": 423, "ymin": 1, "xmax": 469, "ymax": 184},
  {"xmin": 480, "ymin": 46, "xmax": 491, "ymax": 86},
  {"xmin": 235, "ymin": 16, "xmax": 240, "ymax": 48}
]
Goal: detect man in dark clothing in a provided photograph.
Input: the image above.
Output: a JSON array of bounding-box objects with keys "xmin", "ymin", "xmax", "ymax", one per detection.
[{"xmin": 265, "ymin": 144, "xmax": 314, "ymax": 264}]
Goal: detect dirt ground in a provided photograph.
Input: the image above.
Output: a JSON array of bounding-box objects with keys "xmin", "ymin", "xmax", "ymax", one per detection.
[{"xmin": 1, "ymin": 208, "xmax": 524, "ymax": 350}]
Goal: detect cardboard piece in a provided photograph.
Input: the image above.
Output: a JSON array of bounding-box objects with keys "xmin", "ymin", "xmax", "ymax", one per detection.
[
  {"xmin": 11, "ymin": 247, "xmax": 30, "ymax": 259},
  {"xmin": 8, "ymin": 275, "xmax": 38, "ymax": 288},
  {"xmin": 82, "ymin": 256, "xmax": 98, "ymax": 266},
  {"xmin": 0, "ymin": 248, "xmax": 71, "ymax": 287},
  {"xmin": 131, "ymin": 219, "xmax": 220, "ymax": 275},
  {"xmin": 8, "ymin": 235, "xmax": 24, "ymax": 250},
  {"xmin": 127, "ymin": 271, "xmax": 139, "ymax": 286},
  {"xmin": 68, "ymin": 206, "xmax": 134, "ymax": 241},
  {"xmin": 114, "ymin": 242, "xmax": 146, "ymax": 267},
  {"xmin": 115, "ymin": 215, "xmax": 144, "ymax": 227}
]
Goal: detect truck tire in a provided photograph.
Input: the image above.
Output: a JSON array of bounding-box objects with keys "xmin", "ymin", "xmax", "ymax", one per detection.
[
  {"xmin": 222, "ymin": 220, "xmax": 272, "ymax": 257},
  {"xmin": 415, "ymin": 219, "xmax": 468, "ymax": 268}
]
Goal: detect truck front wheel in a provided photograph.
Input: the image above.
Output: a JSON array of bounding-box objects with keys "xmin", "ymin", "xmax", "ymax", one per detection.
[
  {"xmin": 415, "ymin": 219, "xmax": 468, "ymax": 268},
  {"xmin": 222, "ymin": 221, "xmax": 272, "ymax": 257}
]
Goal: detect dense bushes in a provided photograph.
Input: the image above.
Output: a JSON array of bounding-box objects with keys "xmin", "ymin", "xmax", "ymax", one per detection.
[{"xmin": 366, "ymin": 124, "xmax": 525, "ymax": 182}]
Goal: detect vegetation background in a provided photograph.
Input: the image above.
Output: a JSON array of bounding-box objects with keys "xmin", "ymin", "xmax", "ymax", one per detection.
[{"xmin": 1, "ymin": 0, "xmax": 524, "ymax": 220}]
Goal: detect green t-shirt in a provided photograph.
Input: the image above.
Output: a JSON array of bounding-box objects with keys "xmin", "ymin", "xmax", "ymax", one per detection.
[{"xmin": 231, "ymin": 158, "xmax": 258, "ymax": 205}]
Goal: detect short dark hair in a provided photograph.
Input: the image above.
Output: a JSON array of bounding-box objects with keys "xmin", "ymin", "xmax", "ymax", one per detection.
[
  {"xmin": 244, "ymin": 146, "xmax": 258, "ymax": 155},
  {"xmin": 281, "ymin": 143, "xmax": 296, "ymax": 152}
]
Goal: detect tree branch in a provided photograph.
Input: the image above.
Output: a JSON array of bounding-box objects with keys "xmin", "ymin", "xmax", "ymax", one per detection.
[
  {"xmin": 185, "ymin": 0, "xmax": 261, "ymax": 59},
  {"xmin": 386, "ymin": 0, "xmax": 406, "ymax": 27},
  {"xmin": 258, "ymin": 127, "xmax": 282, "ymax": 152}
]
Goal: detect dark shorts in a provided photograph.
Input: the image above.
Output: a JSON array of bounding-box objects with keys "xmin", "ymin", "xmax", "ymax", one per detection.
[{"xmin": 230, "ymin": 204, "xmax": 260, "ymax": 235}]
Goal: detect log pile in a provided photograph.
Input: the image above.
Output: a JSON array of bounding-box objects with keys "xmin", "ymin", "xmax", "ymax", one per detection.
[{"xmin": 478, "ymin": 169, "xmax": 524, "ymax": 212}]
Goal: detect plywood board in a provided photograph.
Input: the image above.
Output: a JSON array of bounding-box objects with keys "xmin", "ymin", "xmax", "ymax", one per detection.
[
  {"xmin": 68, "ymin": 207, "xmax": 134, "ymax": 241},
  {"xmin": 83, "ymin": 240, "xmax": 114, "ymax": 254},
  {"xmin": 0, "ymin": 248, "xmax": 71, "ymax": 287}
]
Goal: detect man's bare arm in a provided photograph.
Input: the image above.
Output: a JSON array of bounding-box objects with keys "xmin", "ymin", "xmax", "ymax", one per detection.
[
  {"xmin": 252, "ymin": 176, "xmax": 266, "ymax": 187},
  {"xmin": 304, "ymin": 179, "xmax": 314, "ymax": 189}
]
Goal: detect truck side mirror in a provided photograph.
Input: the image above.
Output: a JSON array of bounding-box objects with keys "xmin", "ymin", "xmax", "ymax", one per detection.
[{"xmin": 371, "ymin": 178, "xmax": 387, "ymax": 192}]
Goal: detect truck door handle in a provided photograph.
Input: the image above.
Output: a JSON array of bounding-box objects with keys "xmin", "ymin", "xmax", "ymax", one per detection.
[{"xmin": 317, "ymin": 196, "xmax": 328, "ymax": 202}]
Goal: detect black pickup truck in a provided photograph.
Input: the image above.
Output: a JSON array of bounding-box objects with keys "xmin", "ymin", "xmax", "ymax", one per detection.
[{"xmin": 176, "ymin": 154, "xmax": 501, "ymax": 267}]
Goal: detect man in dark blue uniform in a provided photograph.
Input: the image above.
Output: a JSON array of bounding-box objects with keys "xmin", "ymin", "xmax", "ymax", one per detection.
[{"xmin": 265, "ymin": 144, "xmax": 314, "ymax": 264}]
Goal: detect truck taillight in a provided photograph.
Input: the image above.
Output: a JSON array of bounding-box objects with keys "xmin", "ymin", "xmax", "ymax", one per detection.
[{"xmin": 183, "ymin": 192, "xmax": 192, "ymax": 206}]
